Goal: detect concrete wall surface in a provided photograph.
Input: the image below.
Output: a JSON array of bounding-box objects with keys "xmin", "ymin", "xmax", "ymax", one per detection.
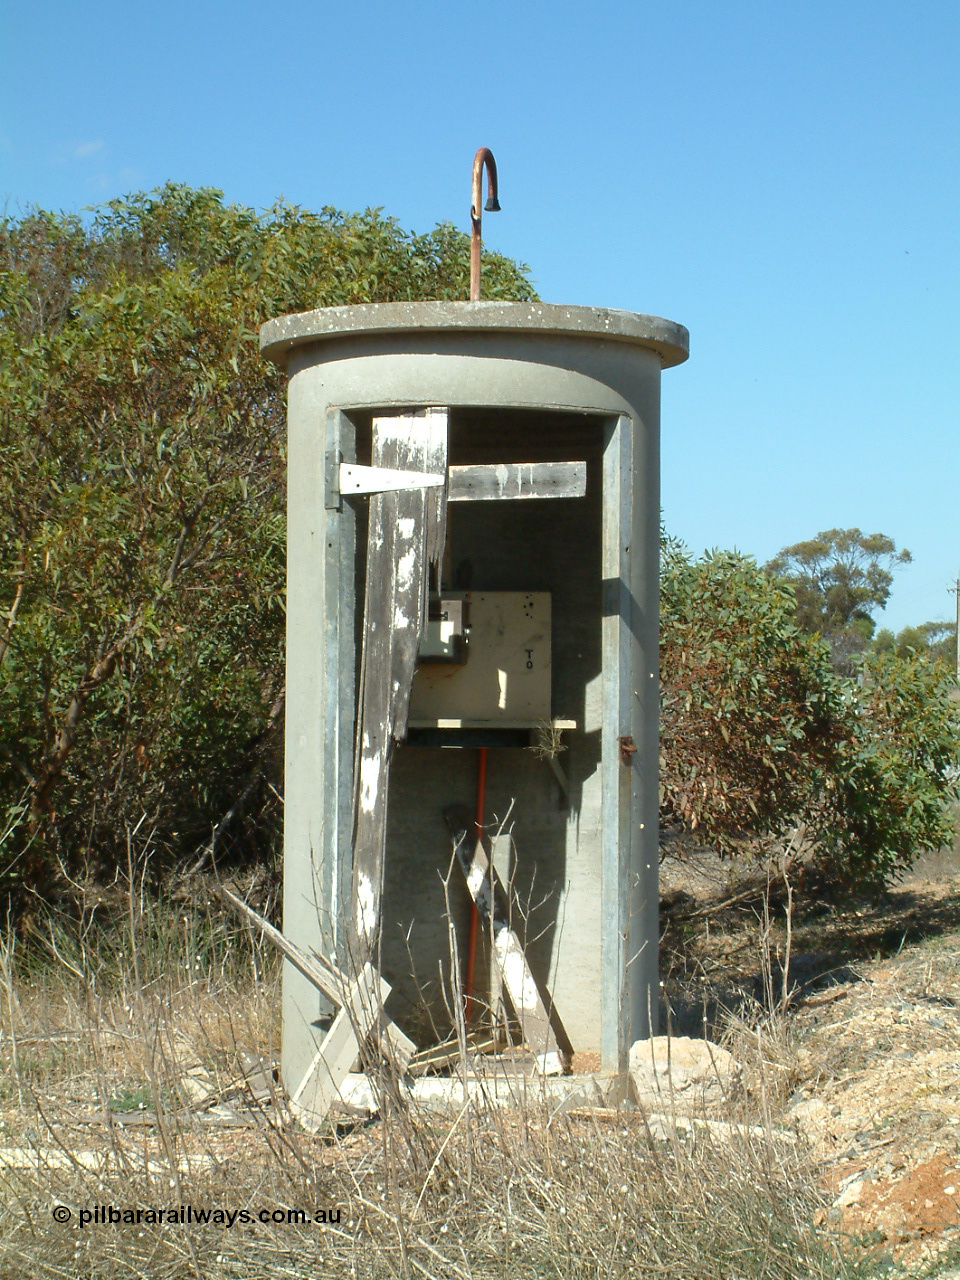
[{"xmin": 261, "ymin": 302, "xmax": 688, "ymax": 1094}]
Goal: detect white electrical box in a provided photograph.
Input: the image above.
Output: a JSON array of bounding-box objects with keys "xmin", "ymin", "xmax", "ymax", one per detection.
[{"xmin": 409, "ymin": 592, "xmax": 552, "ymax": 728}]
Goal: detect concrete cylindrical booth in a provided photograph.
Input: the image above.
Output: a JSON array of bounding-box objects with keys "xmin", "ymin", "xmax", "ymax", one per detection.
[{"xmin": 260, "ymin": 301, "xmax": 688, "ymax": 1105}]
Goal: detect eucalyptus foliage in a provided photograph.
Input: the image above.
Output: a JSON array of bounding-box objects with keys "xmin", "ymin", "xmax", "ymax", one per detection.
[
  {"xmin": 661, "ymin": 544, "xmax": 960, "ymax": 890},
  {"xmin": 660, "ymin": 548, "xmax": 842, "ymax": 847},
  {"xmin": 825, "ymin": 648, "xmax": 960, "ymax": 887},
  {"xmin": 0, "ymin": 185, "xmax": 535, "ymax": 900}
]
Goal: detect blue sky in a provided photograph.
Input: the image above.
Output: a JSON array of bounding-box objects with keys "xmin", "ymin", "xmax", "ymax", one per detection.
[{"xmin": 3, "ymin": 1, "xmax": 958, "ymax": 633}]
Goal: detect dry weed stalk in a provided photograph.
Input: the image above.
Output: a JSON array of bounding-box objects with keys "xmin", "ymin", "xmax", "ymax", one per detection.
[{"xmin": 0, "ymin": 825, "xmax": 855, "ymax": 1279}]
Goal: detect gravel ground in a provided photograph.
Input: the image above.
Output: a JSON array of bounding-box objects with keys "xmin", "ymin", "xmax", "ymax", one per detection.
[{"xmin": 660, "ymin": 841, "xmax": 960, "ymax": 1274}]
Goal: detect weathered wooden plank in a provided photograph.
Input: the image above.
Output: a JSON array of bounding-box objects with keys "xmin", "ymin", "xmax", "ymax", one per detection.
[
  {"xmin": 338, "ymin": 463, "xmax": 445, "ymax": 495},
  {"xmin": 406, "ymin": 1038, "xmax": 564, "ymax": 1078},
  {"xmin": 216, "ymin": 885, "xmax": 415, "ymax": 1065},
  {"xmin": 444, "ymin": 805, "xmax": 573, "ymax": 1068},
  {"xmin": 351, "ymin": 409, "xmax": 448, "ymax": 958},
  {"xmin": 447, "ymin": 461, "xmax": 586, "ymax": 502},
  {"xmin": 218, "ymin": 884, "xmax": 342, "ymax": 1005},
  {"xmin": 406, "ymin": 1033, "xmax": 501, "ymax": 1076},
  {"xmin": 291, "ymin": 963, "xmax": 389, "ymax": 1122}
]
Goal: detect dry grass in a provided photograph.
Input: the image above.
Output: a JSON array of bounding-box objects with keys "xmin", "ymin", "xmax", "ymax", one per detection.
[{"xmin": 0, "ymin": 892, "xmax": 871, "ymax": 1280}]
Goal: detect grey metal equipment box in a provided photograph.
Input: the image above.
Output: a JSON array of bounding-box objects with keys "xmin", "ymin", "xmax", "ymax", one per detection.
[
  {"xmin": 417, "ymin": 597, "xmax": 469, "ymax": 665},
  {"xmin": 260, "ymin": 302, "xmax": 688, "ymax": 1113}
]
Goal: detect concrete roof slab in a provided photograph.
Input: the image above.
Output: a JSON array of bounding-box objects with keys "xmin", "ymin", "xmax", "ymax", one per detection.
[{"xmin": 260, "ymin": 301, "xmax": 689, "ymax": 370}]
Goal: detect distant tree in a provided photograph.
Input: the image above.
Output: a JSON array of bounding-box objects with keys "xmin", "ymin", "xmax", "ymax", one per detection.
[
  {"xmin": 873, "ymin": 621, "xmax": 956, "ymax": 666},
  {"xmin": 765, "ymin": 529, "xmax": 911, "ymax": 672}
]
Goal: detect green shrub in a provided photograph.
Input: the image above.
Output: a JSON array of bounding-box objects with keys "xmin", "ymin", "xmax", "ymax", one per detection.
[{"xmin": 660, "ymin": 544, "xmax": 960, "ymax": 889}]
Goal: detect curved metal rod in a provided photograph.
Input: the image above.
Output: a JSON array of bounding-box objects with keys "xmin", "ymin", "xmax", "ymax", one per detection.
[{"xmin": 470, "ymin": 147, "xmax": 500, "ymax": 301}]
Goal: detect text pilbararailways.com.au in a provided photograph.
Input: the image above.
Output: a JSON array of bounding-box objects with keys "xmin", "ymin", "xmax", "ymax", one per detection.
[{"xmin": 51, "ymin": 1204, "xmax": 342, "ymax": 1229}]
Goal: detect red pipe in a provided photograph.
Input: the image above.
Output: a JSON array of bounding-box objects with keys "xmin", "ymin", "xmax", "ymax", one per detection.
[{"xmin": 463, "ymin": 746, "xmax": 487, "ymax": 1019}]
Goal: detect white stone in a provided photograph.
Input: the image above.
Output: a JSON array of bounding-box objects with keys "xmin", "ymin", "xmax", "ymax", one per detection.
[
  {"xmin": 834, "ymin": 1175, "xmax": 869, "ymax": 1209},
  {"xmin": 789, "ymin": 1097, "xmax": 830, "ymax": 1142},
  {"xmin": 628, "ymin": 1036, "xmax": 741, "ymax": 1108}
]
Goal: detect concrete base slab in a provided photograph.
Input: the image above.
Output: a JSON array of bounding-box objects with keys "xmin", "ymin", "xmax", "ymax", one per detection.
[
  {"xmin": 314, "ymin": 1071, "xmax": 613, "ymax": 1119},
  {"xmin": 292, "ymin": 1071, "xmax": 798, "ymax": 1147}
]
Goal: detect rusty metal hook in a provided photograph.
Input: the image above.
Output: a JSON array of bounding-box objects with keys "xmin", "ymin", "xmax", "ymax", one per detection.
[{"xmin": 470, "ymin": 147, "xmax": 500, "ymax": 302}]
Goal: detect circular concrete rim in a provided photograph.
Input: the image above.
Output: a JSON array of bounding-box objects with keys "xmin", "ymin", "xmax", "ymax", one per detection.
[{"xmin": 260, "ymin": 301, "xmax": 689, "ymax": 370}]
